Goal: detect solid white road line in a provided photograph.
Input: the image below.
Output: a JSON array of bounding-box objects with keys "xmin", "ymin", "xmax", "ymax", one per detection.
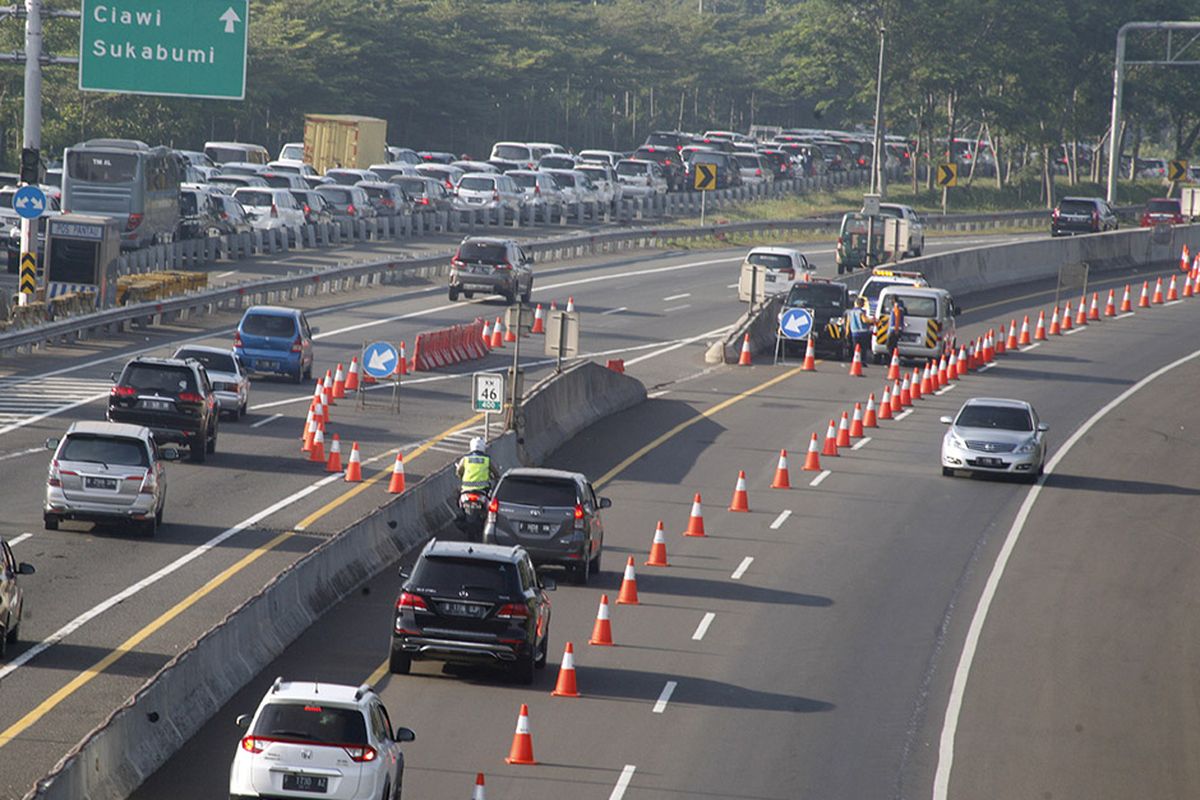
[
  {"xmin": 1062, "ymin": 327, "xmax": 1083, "ymax": 336},
  {"xmin": 934, "ymin": 385, "xmax": 955, "ymax": 396},
  {"xmin": 0, "ymin": 447, "xmax": 44, "ymax": 462},
  {"xmin": 601, "ymin": 306, "xmax": 628, "ymax": 315},
  {"xmin": 652, "ymin": 680, "xmax": 678, "ymax": 713},
  {"xmin": 647, "ymin": 390, "xmax": 670, "ymax": 399},
  {"xmin": 250, "ymin": 413, "xmax": 284, "ymax": 429},
  {"xmin": 895, "ymin": 409, "xmax": 914, "ymax": 421},
  {"xmin": 978, "ymin": 362, "xmax": 996, "ymax": 370},
  {"xmin": 608, "ymin": 765, "xmax": 637, "ymax": 800},
  {"xmin": 851, "ymin": 436, "xmax": 872, "ymax": 451},
  {"xmin": 1115, "ymin": 312, "xmax": 1135, "ymax": 319},
  {"xmin": 809, "ymin": 469, "xmax": 831, "ymax": 487},
  {"xmin": 932, "ymin": 344, "xmax": 1200, "ymax": 800},
  {"xmin": 692, "ymin": 613, "xmax": 716, "ymax": 641},
  {"xmin": 9, "ymin": 533, "xmax": 31, "ymax": 547},
  {"xmin": 662, "ymin": 293, "xmax": 691, "ymax": 302},
  {"xmin": 662, "ymin": 304, "xmax": 692, "ymax": 313},
  {"xmin": 1020, "ymin": 343, "xmax": 1042, "ymax": 351},
  {"xmin": 769, "ymin": 509, "xmax": 792, "ymax": 530},
  {"xmin": 731, "ymin": 556, "xmax": 754, "ymax": 580},
  {"xmin": 623, "ymin": 324, "xmax": 735, "ymax": 367},
  {"xmin": 726, "ymin": 283, "xmax": 739, "ymax": 289}
]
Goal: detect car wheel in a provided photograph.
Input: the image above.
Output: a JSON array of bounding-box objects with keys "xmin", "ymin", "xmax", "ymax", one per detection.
[
  {"xmin": 6, "ymin": 597, "xmax": 22, "ymax": 643},
  {"xmin": 510, "ymin": 649, "xmax": 536, "ymax": 685},
  {"xmin": 942, "ymin": 467, "xmax": 955, "ymax": 477},
  {"xmin": 188, "ymin": 437, "xmax": 207, "ymax": 463},
  {"xmin": 448, "ymin": 285, "xmax": 460, "ymax": 301},
  {"xmin": 43, "ymin": 514, "xmax": 59, "ymax": 531},
  {"xmin": 503, "ymin": 289, "xmax": 515, "ymax": 305},
  {"xmin": 142, "ymin": 515, "xmax": 157, "ymax": 538},
  {"xmin": 572, "ymin": 549, "xmax": 591, "ymax": 585},
  {"xmin": 292, "ymin": 366, "xmax": 304, "ymax": 384},
  {"xmin": 590, "ymin": 546, "xmax": 602, "ymax": 576},
  {"xmin": 521, "ymin": 281, "xmax": 532, "ymax": 304},
  {"xmin": 388, "ymin": 647, "xmax": 411, "ymax": 675},
  {"xmin": 0, "ymin": 624, "xmax": 7, "ymax": 659},
  {"xmin": 463, "ymin": 290, "xmax": 474, "ymax": 299},
  {"xmin": 303, "ymin": 363, "xmax": 313, "ymax": 381},
  {"xmin": 239, "ymin": 401, "xmax": 247, "ymax": 420},
  {"xmin": 206, "ymin": 422, "xmax": 218, "ymax": 454}
]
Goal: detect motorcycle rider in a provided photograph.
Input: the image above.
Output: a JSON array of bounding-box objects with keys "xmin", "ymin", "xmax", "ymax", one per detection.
[{"xmin": 456, "ymin": 436, "xmax": 497, "ymax": 495}]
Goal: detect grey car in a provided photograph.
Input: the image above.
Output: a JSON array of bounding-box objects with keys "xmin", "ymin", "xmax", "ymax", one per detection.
[
  {"xmin": 940, "ymin": 397, "xmax": 1048, "ymax": 482},
  {"xmin": 314, "ymin": 184, "xmax": 375, "ymax": 221},
  {"xmin": 172, "ymin": 345, "xmax": 250, "ymax": 419},
  {"xmin": 1, "ymin": 537, "xmax": 35, "ymax": 658},
  {"xmin": 44, "ymin": 421, "xmax": 179, "ymax": 536},
  {"xmin": 482, "ymin": 467, "xmax": 610, "ymax": 584},
  {"xmin": 448, "ymin": 236, "xmax": 533, "ymax": 303}
]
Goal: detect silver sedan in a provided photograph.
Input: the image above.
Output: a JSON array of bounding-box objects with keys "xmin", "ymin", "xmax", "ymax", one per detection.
[
  {"xmin": 940, "ymin": 397, "xmax": 1047, "ymax": 482},
  {"xmin": 173, "ymin": 345, "xmax": 251, "ymax": 420}
]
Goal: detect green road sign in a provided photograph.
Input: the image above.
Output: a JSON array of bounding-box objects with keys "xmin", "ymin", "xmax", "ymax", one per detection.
[{"xmin": 80, "ymin": 0, "xmax": 248, "ymax": 100}]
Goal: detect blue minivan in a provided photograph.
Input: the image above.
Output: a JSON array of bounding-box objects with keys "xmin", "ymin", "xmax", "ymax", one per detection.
[{"xmin": 234, "ymin": 306, "xmax": 317, "ymax": 383}]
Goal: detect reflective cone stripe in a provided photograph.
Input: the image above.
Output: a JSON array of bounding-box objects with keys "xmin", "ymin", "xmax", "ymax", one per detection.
[
  {"xmin": 505, "ymin": 704, "xmax": 538, "ymax": 764},
  {"xmin": 551, "ymin": 642, "xmax": 581, "ymax": 697},
  {"xmin": 1122, "ymin": 284, "xmax": 1133, "ymax": 312},
  {"xmin": 531, "ymin": 304, "xmax": 546, "ymax": 334},
  {"xmin": 771, "ymin": 450, "xmax": 792, "ymax": 488},
  {"xmin": 645, "ymin": 520, "xmax": 670, "ymax": 566},
  {"xmin": 1153, "ymin": 277, "xmax": 1165, "ymax": 305},
  {"xmin": 397, "ymin": 342, "xmax": 409, "ymax": 376},
  {"xmin": 802, "ymin": 433, "xmax": 822, "ymax": 470},
  {"xmin": 315, "ymin": 400, "xmax": 327, "ymax": 430},
  {"xmin": 1061, "ymin": 301, "xmax": 1073, "ymax": 331},
  {"xmin": 935, "ymin": 355, "xmax": 947, "ymax": 387},
  {"xmin": 302, "ymin": 415, "xmax": 317, "ymax": 452},
  {"xmin": 1034, "ymin": 311, "xmax": 1047, "ymax": 340},
  {"xmin": 325, "ymin": 434, "xmax": 343, "ymax": 473},
  {"xmin": 1184, "ymin": 245, "xmax": 1192, "ymax": 273},
  {"xmin": 345, "ymin": 357, "xmax": 360, "ymax": 392},
  {"xmin": 332, "ymin": 363, "xmax": 346, "ymax": 399},
  {"xmin": 919, "ymin": 363, "xmax": 933, "ymax": 395},
  {"xmin": 899, "ymin": 375, "xmax": 912, "ymax": 407},
  {"xmin": 1139, "ymin": 281, "xmax": 1151, "ymax": 308},
  {"xmin": 801, "ymin": 338, "xmax": 816, "ymax": 371},
  {"xmin": 983, "ymin": 331, "xmax": 995, "ymax": 362},
  {"xmin": 878, "ymin": 386, "xmax": 893, "ymax": 420},
  {"xmin": 566, "ymin": 296, "xmax": 576, "ymax": 313},
  {"xmin": 491, "ymin": 317, "xmax": 505, "ymax": 348},
  {"xmin": 836, "ymin": 413, "xmax": 852, "ymax": 447},
  {"xmin": 890, "ymin": 380, "xmax": 903, "ymax": 413},
  {"xmin": 309, "ymin": 428, "xmax": 325, "ymax": 463},
  {"xmin": 864, "ymin": 394, "xmax": 879, "ymax": 427},
  {"xmin": 473, "ymin": 773, "xmax": 488, "ymax": 800},
  {"xmin": 1074, "ymin": 297, "xmax": 1087, "ymax": 326},
  {"xmin": 1049, "ymin": 306, "xmax": 1061, "ymax": 335},
  {"xmin": 848, "ymin": 343, "xmax": 864, "ymax": 376},
  {"xmin": 589, "ymin": 594, "xmax": 614, "ymax": 645},
  {"xmin": 1167, "ymin": 275, "xmax": 1179, "ymax": 301},
  {"xmin": 728, "ymin": 470, "xmax": 750, "ymax": 511},
  {"xmin": 344, "ymin": 442, "xmax": 363, "ymax": 482},
  {"xmin": 822, "ymin": 419, "xmax": 840, "ymax": 456},
  {"xmin": 887, "ymin": 348, "xmax": 900, "ymax": 380},
  {"xmin": 908, "ymin": 368, "xmax": 921, "ymax": 401},
  {"xmin": 683, "ymin": 493, "xmax": 706, "ymax": 536},
  {"xmin": 738, "ymin": 334, "xmax": 753, "ymax": 366},
  {"xmin": 387, "ymin": 453, "xmax": 406, "ymax": 494},
  {"xmin": 850, "ymin": 403, "xmax": 865, "ymax": 438},
  {"xmin": 617, "ymin": 556, "xmax": 640, "ymax": 604},
  {"xmin": 1088, "ymin": 292, "xmax": 1101, "ymax": 320},
  {"xmin": 1105, "ymin": 289, "xmax": 1117, "ymax": 317},
  {"xmin": 1007, "ymin": 320, "xmax": 1019, "ymax": 351}
]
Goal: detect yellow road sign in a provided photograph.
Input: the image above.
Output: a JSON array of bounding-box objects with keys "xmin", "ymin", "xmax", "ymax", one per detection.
[
  {"xmin": 936, "ymin": 162, "xmax": 957, "ymax": 188},
  {"xmin": 19, "ymin": 252, "xmax": 35, "ymax": 295},
  {"xmin": 1169, "ymin": 159, "xmax": 1189, "ymax": 182},
  {"xmin": 694, "ymin": 163, "xmax": 717, "ymax": 191}
]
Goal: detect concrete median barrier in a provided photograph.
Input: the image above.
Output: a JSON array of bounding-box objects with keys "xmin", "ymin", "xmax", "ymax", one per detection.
[{"xmin": 24, "ymin": 359, "xmax": 647, "ymax": 800}]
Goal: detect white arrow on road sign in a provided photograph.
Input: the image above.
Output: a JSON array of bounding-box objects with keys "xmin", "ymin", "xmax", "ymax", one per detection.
[
  {"xmin": 15, "ymin": 196, "xmax": 41, "ymax": 210},
  {"xmin": 779, "ymin": 307, "xmax": 815, "ymax": 340},
  {"xmin": 219, "ymin": 6, "xmax": 241, "ymax": 33},
  {"xmin": 367, "ymin": 348, "xmax": 395, "ymax": 372}
]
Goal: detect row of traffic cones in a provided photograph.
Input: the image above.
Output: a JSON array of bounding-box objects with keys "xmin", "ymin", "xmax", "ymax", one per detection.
[{"xmin": 300, "ymin": 371, "xmax": 408, "ymax": 492}]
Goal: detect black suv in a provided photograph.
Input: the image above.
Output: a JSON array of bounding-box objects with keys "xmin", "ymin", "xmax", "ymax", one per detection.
[
  {"xmin": 779, "ymin": 279, "xmax": 853, "ymax": 359},
  {"xmin": 107, "ymin": 357, "xmax": 218, "ymax": 462},
  {"xmin": 1051, "ymin": 196, "xmax": 1119, "ymax": 236},
  {"xmin": 631, "ymin": 145, "xmax": 685, "ymax": 191},
  {"xmin": 389, "ymin": 540, "xmax": 554, "ymax": 684}
]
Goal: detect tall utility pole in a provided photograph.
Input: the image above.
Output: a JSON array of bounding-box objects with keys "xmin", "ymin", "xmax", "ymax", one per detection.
[
  {"xmin": 871, "ymin": 25, "xmax": 887, "ymax": 198},
  {"xmin": 17, "ymin": 0, "xmax": 42, "ymax": 306}
]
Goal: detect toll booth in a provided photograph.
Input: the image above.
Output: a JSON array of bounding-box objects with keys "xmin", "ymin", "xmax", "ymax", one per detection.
[{"xmin": 43, "ymin": 214, "xmax": 121, "ymax": 308}]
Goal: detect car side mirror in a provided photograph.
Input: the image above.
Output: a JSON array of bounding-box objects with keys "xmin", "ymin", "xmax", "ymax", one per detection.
[
  {"xmin": 18, "ymin": 562, "xmax": 34, "ymax": 575},
  {"xmin": 398, "ymin": 567, "xmax": 410, "ymax": 579},
  {"xmin": 159, "ymin": 447, "xmax": 180, "ymax": 461},
  {"xmin": 44, "ymin": 437, "xmax": 59, "ymax": 450},
  {"xmin": 395, "ymin": 727, "xmax": 416, "ymax": 743},
  {"xmin": 939, "ymin": 416, "xmax": 954, "ymax": 425},
  {"xmin": 599, "ymin": 497, "xmax": 612, "ymax": 509},
  {"xmin": 953, "ymin": 305, "xmax": 962, "ymax": 317},
  {"xmin": 109, "ymin": 371, "xmax": 118, "ymax": 382},
  {"xmin": 1037, "ymin": 422, "xmax": 1049, "ymax": 432},
  {"xmin": 540, "ymin": 577, "xmax": 557, "ymax": 592},
  {"xmin": 309, "ymin": 326, "xmax": 320, "ymax": 335},
  {"xmin": 235, "ymin": 714, "xmax": 251, "ymax": 729}
]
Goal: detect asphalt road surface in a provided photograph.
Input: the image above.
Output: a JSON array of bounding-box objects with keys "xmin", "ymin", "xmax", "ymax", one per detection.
[{"xmin": 117, "ymin": 259, "xmax": 1200, "ymax": 798}]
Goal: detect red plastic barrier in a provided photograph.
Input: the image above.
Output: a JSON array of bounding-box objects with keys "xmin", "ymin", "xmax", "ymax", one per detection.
[
  {"xmin": 607, "ymin": 359, "xmax": 625, "ymax": 374},
  {"xmin": 410, "ymin": 319, "xmax": 493, "ymax": 372}
]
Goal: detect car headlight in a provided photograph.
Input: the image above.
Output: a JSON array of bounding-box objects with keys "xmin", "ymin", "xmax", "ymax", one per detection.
[
  {"xmin": 947, "ymin": 432, "xmax": 966, "ymax": 448},
  {"xmin": 1015, "ymin": 438, "xmax": 1038, "ymax": 454}
]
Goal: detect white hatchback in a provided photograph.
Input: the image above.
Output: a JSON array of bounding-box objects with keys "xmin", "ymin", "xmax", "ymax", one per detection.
[
  {"xmin": 230, "ymin": 678, "xmax": 415, "ymax": 800},
  {"xmin": 737, "ymin": 247, "xmax": 813, "ymax": 302},
  {"xmin": 231, "ymin": 188, "xmax": 306, "ymax": 238}
]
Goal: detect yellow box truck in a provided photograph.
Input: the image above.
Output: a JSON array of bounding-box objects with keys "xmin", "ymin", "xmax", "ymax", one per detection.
[{"xmin": 302, "ymin": 114, "xmax": 388, "ymax": 174}]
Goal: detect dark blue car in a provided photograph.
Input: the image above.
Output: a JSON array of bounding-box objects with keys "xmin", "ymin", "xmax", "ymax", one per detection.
[{"xmin": 233, "ymin": 306, "xmax": 316, "ymax": 383}]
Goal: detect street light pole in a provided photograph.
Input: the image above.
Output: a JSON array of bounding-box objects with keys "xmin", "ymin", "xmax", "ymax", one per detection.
[
  {"xmin": 17, "ymin": 0, "xmax": 41, "ymax": 307},
  {"xmin": 871, "ymin": 25, "xmax": 887, "ymax": 198}
]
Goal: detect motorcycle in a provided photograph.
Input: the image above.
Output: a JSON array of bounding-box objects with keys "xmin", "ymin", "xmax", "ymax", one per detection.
[{"xmin": 457, "ymin": 488, "xmax": 489, "ymax": 542}]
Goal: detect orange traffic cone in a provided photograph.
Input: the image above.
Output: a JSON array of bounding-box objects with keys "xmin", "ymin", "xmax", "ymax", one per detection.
[
  {"xmin": 566, "ymin": 296, "xmax": 576, "ymax": 313},
  {"xmin": 822, "ymin": 419, "xmax": 840, "ymax": 456},
  {"xmin": 1049, "ymin": 306, "xmax": 1061, "ymax": 335},
  {"xmin": 302, "ymin": 415, "xmax": 317, "ymax": 452},
  {"xmin": 550, "ymin": 642, "xmax": 580, "ymax": 697},
  {"xmin": 946, "ymin": 349, "xmax": 959, "ymax": 380},
  {"xmin": 1061, "ymin": 301, "xmax": 1073, "ymax": 331},
  {"xmin": 848, "ymin": 343, "xmax": 864, "ymax": 376},
  {"xmin": 481, "ymin": 319, "xmax": 492, "ymax": 346},
  {"xmin": 309, "ymin": 428, "xmax": 325, "ymax": 463},
  {"xmin": 491, "ymin": 317, "xmax": 504, "ymax": 348},
  {"xmin": 801, "ymin": 338, "xmax": 816, "ymax": 371},
  {"xmin": 1074, "ymin": 297, "xmax": 1087, "ymax": 327},
  {"xmin": 1185, "ymin": 273, "xmax": 1195, "ymax": 299},
  {"xmin": 1033, "ymin": 311, "xmax": 1046, "ymax": 340},
  {"xmin": 728, "ymin": 470, "xmax": 750, "ymax": 511},
  {"xmin": 344, "ymin": 442, "xmax": 363, "ymax": 482},
  {"xmin": 397, "ymin": 342, "xmax": 409, "ymax": 376},
  {"xmin": 1167, "ymin": 275, "xmax": 1179, "ymax": 301},
  {"xmin": 1088, "ymin": 292, "xmax": 1101, "ymax": 321},
  {"xmin": 737, "ymin": 334, "xmax": 753, "ymax": 366},
  {"xmin": 645, "ymin": 520, "xmax": 670, "ymax": 566},
  {"xmin": 683, "ymin": 493, "xmax": 706, "ymax": 536},
  {"xmin": 325, "ymin": 433, "xmax": 343, "ymax": 473},
  {"xmin": 887, "ymin": 347, "xmax": 900, "ymax": 380},
  {"xmin": 504, "ymin": 321, "xmax": 517, "ymax": 343},
  {"xmin": 891, "ymin": 378, "xmax": 904, "ymax": 412},
  {"xmin": 1183, "ymin": 244, "xmax": 1192, "ymax": 273},
  {"xmin": 1153, "ymin": 277, "xmax": 1165, "ymax": 305},
  {"xmin": 345, "ymin": 357, "xmax": 360, "ymax": 392},
  {"xmin": 878, "ymin": 385, "xmax": 894, "ymax": 420},
  {"xmin": 332, "ymin": 363, "xmax": 346, "ymax": 399},
  {"xmin": 909, "ymin": 367, "xmax": 922, "ymax": 401},
  {"xmin": 504, "ymin": 704, "xmax": 538, "ymax": 764},
  {"xmin": 387, "ymin": 453, "xmax": 406, "ymax": 494},
  {"xmin": 531, "ymin": 304, "xmax": 546, "ymax": 334},
  {"xmin": 1105, "ymin": 289, "xmax": 1117, "ymax": 317},
  {"xmin": 549, "ymin": 300, "xmax": 558, "ymax": 312},
  {"xmin": 863, "ymin": 393, "xmax": 879, "ymax": 427},
  {"xmin": 770, "ymin": 450, "xmax": 791, "ymax": 488},
  {"xmin": 983, "ymin": 331, "xmax": 995, "ymax": 362},
  {"xmin": 617, "ymin": 556, "xmax": 640, "ymax": 604},
  {"xmin": 1006, "ymin": 319, "xmax": 1019, "ymax": 351},
  {"xmin": 802, "ymin": 432, "xmax": 822, "ymax": 471},
  {"xmin": 937, "ymin": 354, "xmax": 949, "ymax": 386},
  {"xmin": 899, "ymin": 375, "xmax": 912, "ymax": 407},
  {"xmin": 1138, "ymin": 281, "xmax": 1151, "ymax": 308},
  {"xmin": 1121, "ymin": 284, "xmax": 1133, "ymax": 312},
  {"xmin": 919, "ymin": 363, "xmax": 933, "ymax": 395},
  {"xmin": 589, "ymin": 594, "xmax": 614, "ymax": 645},
  {"xmin": 473, "ymin": 773, "xmax": 488, "ymax": 800},
  {"xmin": 836, "ymin": 412, "xmax": 852, "ymax": 447},
  {"xmin": 850, "ymin": 402, "xmax": 865, "ymax": 438}
]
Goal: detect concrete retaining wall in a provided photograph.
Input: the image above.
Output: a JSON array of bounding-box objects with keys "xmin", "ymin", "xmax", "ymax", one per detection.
[{"xmin": 25, "ymin": 361, "xmax": 646, "ymax": 800}]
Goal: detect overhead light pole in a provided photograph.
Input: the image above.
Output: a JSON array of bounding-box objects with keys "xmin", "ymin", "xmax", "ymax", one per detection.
[{"xmin": 871, "ymin": 24, "xmax": 887, "ymax": 197}]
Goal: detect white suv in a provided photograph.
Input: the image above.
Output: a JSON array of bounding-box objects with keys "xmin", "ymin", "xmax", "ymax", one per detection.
[
  {"xmin": 230, "ymin": 678, "xmax": 415, "ymax": 800},
  {"xmin": 231, "ymin": 188, "xmax": 307, "ymax": 239}
]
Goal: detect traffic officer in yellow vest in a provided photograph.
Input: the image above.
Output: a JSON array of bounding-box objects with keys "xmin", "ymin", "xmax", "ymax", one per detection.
[{"xmin": 456, "ymin": 436, "xmax": 498, "ymax": 494}]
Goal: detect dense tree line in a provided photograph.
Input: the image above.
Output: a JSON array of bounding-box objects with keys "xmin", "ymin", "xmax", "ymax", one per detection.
[{"xmin": 0, "ymin": 0, "xmax": 1194, "ymax": 196}]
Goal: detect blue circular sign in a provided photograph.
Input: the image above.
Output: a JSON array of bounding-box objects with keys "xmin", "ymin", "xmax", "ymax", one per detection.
[
  {"xmin": 362, "ymin": 341, "xmax": 399, "ymax": 378},
  {"xmin": 779, "ymin": 307, "xmax": 815, "ymax": 340},
  {"xmin": 12, "ymin": 185, "xmax": 47, "ymax": 220}
]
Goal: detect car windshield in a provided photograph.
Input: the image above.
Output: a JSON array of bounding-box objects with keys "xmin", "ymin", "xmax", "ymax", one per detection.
[
  {"xmin": 955, "ymin": 405, "xmax": 1033, "ymax": 432},
  {"xmin": 549, "ymin": 173, "xmax": 575, "ymax": 189},
  {"xmin": 261, "ymin": 175, "xmax": 292, "ymax": 188},
  {"xmin": 577, "ymin": 168, "xmax": 605, "ymax": 181},
  {"xmin": 691, "ymin": 152, "xmax": 725, "ymax": 166},
  {"xmin": 496, "ymin": 476, "xmax": 578, "ymax": 507},
  {"xmin": 391, "ymin": 178, "xmax": 426, "ymax": 194},
  {"xmin": 494, "ymin": 145, "xmax": 531, "ymax": 161},
  {"xmin": 176, "ymin": 349, "xmax": 236, "ymax": 373},
  {"xmin": 884, "ymin": 294, "xmax": 938, "ymax": 317},
  {"xmin": 784, "ymin": 283, "xmax": 846, "ymax": 309},
  {"xmin": 615, "ymin": 161, "xmax": 645, "ymax": 176},
  {"xmin": 540, "ymin": 156, "xmax": 576, "ymax": 170},
  {"xmin": 1147, "ymin": 199, "xmax": 1180, "ymax": 214},
  {"xmin": 1059, "ymin": 199, "xmax": 1096, "ymax": 215},
  {"xmin": 60, "ymin": 434, "xmax": 148, "ymax": 467},
  {"xmin": 877, "ymin": 206, "xmax": 903, "ymax": 218},
  {"xmin": 362, "ymin": 185, "xmax": 389, "ymax": 200},
  {"xmin": 459, "ymin": 176, "xmax": 495, "ymax": 191},
  {"xmin": 316, "ymin": 187, "xmax": 352, "ymax": 204},
  {"xmin": 179, "ymin": 192, "xmax": 199, "ymax": 215},
  {"xmin": 234, "ymin": 191, "xmax": 274, "ymax": 207},
  {"xmin": 411, "ymin": 556, "xmax": 516, "ymax": 595},
  {"xmin": 252, "ymin": 702, "xmax": 367, "ymax": 745},
  {"xmin": 747, "ymin": 252, "xmax": 793, "ymax": 269},
  {"xmin": 241, "ymin": 313, "xmax": 297, "ymax": 337},
  {"xmin": 734, "ymin": 154, "xmax": 760, "ymax": 167},
  {"xmin": 122, "ymin": 364, "xmax": 196, "ymax": 393}
]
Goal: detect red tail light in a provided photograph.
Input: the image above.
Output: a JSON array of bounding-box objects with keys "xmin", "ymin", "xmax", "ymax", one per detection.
[
  {"xmin": 126, "ymin": 213, "xmax": 143, "ymax": 231},
  {"xmin": 220, "ymin": 211, "xmax": 229, "ymax": 220},
  {"xmin": 488, "ymin": 498, "xmax": 499, "ymax": 514},
  {"xmin": 110, "ymin": 385, "xmax": 137, "ymax": 398},
  {"xmin": 290, "ymin": 335, "xmax": 303, "ymax": 353},
  {"xmin": 755, "ymin": 168, "xmax": 762, "ymax": 176},
  {"xmin": 1141, "ymin": 213, "xmax": 1151, "ymax": 226},
  {"xmin": 240, "ymin": 736, "xmax": 265, "ymax": 754},
  {"xmin": 343, "ymin": 745, "xmax": 377, "ymax": 763},
  {"xmin": 270, "ymin": 203, "xmax": 279, "ymax": 218},
  {"xmin": 534, "ymin": 184, "xmax": 541, "ymax": 195},
  {"xmin": 381, "ymin": 198, "xmax": 395, "ymax": 208},
  {"xmin": 496, "ymin": 603, "xmax": 529, "ymax": 620},
  {"xmin": 781, "ymin": 267, "xmax": 795, "ymax": 280},
  {"xmin": 234, "ymin": 331, "xmax": 243, "ymax": 347},
  {"xmin": 465, "ymin": 493, "xmax": 480, "ymax": 502},
  {"xmin": 302, "ymin": 204, "xmax": 311, "ymax": 215},
  {"xmin": 47, "ymin": 459, "xmax": 62, "ymax": 487},
  {"xmin": 396, "ymin": 592, "xmax": 429, "ymax": 611},
  {"xmin": 418, "ymin": 197, "xmax": 429, "ymax": 205},
  {"xmin": 444, "ymin": 180, "xmax": 454, "ymax": 191},
  {"xmin": 574, "ymin": 503, "xmax": 585, "ymax": 520},
  {"xmin": 495, "ymin": 261, "xmax": 512, "ymax": 271},
  {"xmin": 138, "ymin": 470, "xmax": 157, "ymax": 495},
  {"xmin": 1092, "ymin": 210, "xmax": 1100, "ymax": 229},
  {"xmin": 1052, "ymin": 209, "xmax": 1060, "ymax": 220},
  {"xmin": 177, "ymin": 391, "xmax": 203, "ymax": 403},
  {"xmin": 346, "ymin": 204, "xmax": 356, "ymax": 216}
]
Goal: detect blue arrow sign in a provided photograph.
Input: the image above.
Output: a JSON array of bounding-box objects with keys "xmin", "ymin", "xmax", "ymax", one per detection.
[
  {"xmin": 362, "ymin": 341, "xmax": 399, "ymax": 379},
  {"xmin": 12, "ymin": 185, "xmax": 47, "ymax": 220},
  {"xmin": 779, "ymin": 307, "xmax": 815, "ymax": 340}
]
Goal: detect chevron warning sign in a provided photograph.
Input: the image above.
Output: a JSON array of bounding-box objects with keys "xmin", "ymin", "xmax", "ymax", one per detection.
[
  {"xmin": 936, "ymin": 163, "xmax": 957, "ymax": 188},
  {"xmin": 1168, "ymin": 159, "xmax": 1188, "ymax": 182},
  {"xmin": 19, "ymin": 252, "xmax": 35, "ymax": 295}
]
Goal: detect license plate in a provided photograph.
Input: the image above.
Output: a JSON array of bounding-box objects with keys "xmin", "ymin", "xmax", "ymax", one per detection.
[
  {"xmin": 976, "ymin": 457, "xmax": 1003, "ymax": 467},
  {"xmin": 765, "ymin": 274, "xmax": 778, "ymax": 282},
  {"xmin": 257, "ymin": 361, "xmax": 278, "ymax": 371},
  {"xmin": 441, "ymin": 601, "xmax": 487, "ymax": 618},
  {"xmin": 519, "ymin": 522, "xmax": 552, "ymax": 534},
  {"xmin": 282, "ymin": 774, "xmax": 327, "ymax": 793},
  {"xmin": 139, "ymin": 399, "xmax": 172, "ymax": 411},
  {"xmin": 85, "ymin": 476, "xmax": 119, "ymax": 490}
]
